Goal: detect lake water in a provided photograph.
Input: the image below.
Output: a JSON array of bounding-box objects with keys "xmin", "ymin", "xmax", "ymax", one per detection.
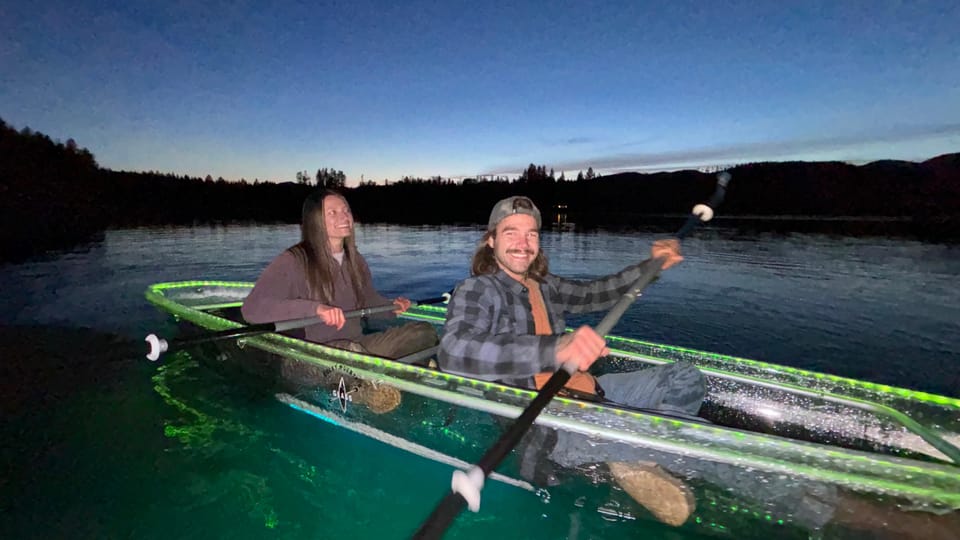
[{"xmin": 2, "ymin": 224, "xmax": 958, "ymax": 539}]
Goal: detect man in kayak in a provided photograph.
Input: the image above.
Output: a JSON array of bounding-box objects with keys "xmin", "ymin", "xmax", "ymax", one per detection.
[
  {"xmin": 438, "ymin": 195, "xmax": 705, "ymax": 526},
  {"xmin": 440, "ymin": 196, "xmax": 960, "ymax": 538},
  {"xmin": 243, "ymin": 188, "xmax": 438, "ymax": 360}
]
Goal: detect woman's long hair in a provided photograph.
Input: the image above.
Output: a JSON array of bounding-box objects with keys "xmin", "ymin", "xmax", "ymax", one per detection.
[
  {"xmin": 288, "ymin": 189, "xmax": 368, "ymax": 304},
  {"xmin": 471, "ymin": 230, "xmax": 549, "ymax": 281}
]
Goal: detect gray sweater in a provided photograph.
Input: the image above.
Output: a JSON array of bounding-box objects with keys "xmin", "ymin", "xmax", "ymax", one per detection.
[{"xmin": 241, "ymin": 250, "xmax": 392, "ymax": 343}]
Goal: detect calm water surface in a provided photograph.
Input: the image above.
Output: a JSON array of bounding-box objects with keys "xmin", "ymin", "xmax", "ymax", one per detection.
[{"xmin": 2, "ymin": 224, "xmax": 958, "ymax": 539}]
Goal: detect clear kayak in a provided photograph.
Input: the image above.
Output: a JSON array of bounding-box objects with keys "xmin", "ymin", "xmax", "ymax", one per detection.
[{"xmin": 146, "ymin": 280, "xmax": 960, "ymax": 538}]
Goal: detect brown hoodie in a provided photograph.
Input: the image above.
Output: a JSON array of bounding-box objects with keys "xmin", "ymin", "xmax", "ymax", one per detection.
[{"xmin": 241, "ymin": 250, "xmax": 392, "ymax": 343}]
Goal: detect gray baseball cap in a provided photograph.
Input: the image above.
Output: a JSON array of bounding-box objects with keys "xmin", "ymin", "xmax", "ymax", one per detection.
[{"xmin": 487, "ymin": 196, "xmax": 542, "ymax": 230}]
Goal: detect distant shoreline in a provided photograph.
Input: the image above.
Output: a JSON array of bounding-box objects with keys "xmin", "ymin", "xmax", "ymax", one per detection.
[{"xmin": 3, "ymin": 118, "xmax": 959, "ymax": 262}]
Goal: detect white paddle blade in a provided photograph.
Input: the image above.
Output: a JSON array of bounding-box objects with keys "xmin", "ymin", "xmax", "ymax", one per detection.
[{"xmin": 451, "ymin": 466, "xmax": 485, "ymax": 513}]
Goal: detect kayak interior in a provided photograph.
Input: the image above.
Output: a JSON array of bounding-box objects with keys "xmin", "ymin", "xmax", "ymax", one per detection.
[{"xmin": 146, "ymin": 281, "xmax": 960, "ymax": 524}]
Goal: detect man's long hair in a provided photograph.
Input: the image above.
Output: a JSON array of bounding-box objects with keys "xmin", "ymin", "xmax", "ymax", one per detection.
[
  {"xmin": 471, "ymin": 230, "xmax": 549, "ymax": 281},
  {"xmin": 288, "ymin": 189, "xmax": 367, "ymax": 304}
]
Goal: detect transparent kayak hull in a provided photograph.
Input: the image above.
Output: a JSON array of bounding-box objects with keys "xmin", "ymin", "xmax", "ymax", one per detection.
[{"xmin": 146, "ymin": 281, "xmax": 960, "ymax": 537}]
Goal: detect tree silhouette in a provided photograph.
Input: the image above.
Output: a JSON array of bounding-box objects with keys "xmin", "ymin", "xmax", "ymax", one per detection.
[{"xmin": 315, "ymin": 167, "xmax": 346, "ymax": 188}]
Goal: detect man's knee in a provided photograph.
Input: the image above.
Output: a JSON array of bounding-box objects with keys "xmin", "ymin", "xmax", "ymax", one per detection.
[
  {"xmin": 662, "ymin": 361, "xmax": 706, "ymax": 413},
  {"xmin": 669, "ymin": 361, "xmax": 706, "ymax": 387}
]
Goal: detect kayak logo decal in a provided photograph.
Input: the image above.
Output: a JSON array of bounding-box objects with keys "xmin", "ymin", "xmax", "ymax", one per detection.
[
  {"xmin": 335, "ymin": 376, "xmax": 352, "ymax": 412},
  {"xmin": 323, "ymin": 367, "xmax": 362, "ymax": 412}
]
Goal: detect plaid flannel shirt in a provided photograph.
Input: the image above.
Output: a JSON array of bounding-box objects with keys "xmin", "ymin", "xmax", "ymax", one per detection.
[{"xmin": 438, "ymin": 259, "xmax": 654, "ymax": 387}]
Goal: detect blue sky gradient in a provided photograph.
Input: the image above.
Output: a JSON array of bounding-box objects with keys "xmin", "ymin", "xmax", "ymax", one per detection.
[{"xmin": 2, "ymin": 0, "xmax": 958, "ymax": 185}]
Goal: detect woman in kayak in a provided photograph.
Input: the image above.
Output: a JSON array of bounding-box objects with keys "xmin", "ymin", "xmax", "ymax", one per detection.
[{"xmin": 242, "ymin": 188, "xmax": 438, "ymax": 359}]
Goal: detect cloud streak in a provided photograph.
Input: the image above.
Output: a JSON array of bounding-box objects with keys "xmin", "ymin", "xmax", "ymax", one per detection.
[{"xmin": 483, "ymin": 122, "xmax": 960, "ymax": 176}]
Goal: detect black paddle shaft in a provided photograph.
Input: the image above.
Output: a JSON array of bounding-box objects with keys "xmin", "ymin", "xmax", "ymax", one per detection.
[
  {"xmin": 157, "ymin": 303, "xmax": 399, "ymax": 350},
  {"xmin": 595, "ymin": 171, "xmax": 729, "ymax": 334},
  {"xmin": 412, "ymin": 366, "xmax": 573, "ymax": 539},
  {"xmin": 412, "ymin": 172, "xmax": 731, "ymax": 539},
  {"xmin": 146, "ymin": 293, "xmax": 451, "ymax": 360}
]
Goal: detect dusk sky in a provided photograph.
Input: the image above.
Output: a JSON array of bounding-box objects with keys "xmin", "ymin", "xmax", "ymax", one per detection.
[{"xmin": 2, "ymin": 0, "xmax": 958, "ymax": 185}]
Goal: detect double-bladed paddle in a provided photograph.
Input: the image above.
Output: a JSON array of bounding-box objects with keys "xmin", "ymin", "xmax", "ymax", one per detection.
[{"xmin": 145, "ymin": 292, "xmax": 451, "ymax": 361}]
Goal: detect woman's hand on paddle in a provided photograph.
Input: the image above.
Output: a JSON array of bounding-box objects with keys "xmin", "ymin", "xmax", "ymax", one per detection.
[
  {"xmin": 652, "ymin": 239, "xmax": 683, "ymax": 270},
  {"xmin": 316, "ymin": 304, "xmax": 346, "ymax": 329},
  {"xmin": 555, "ymin": 326, "xmax": 609, "ymax": 371},
  {"xmin": 393, "ymin": 296, "xmax": 412, "ymax": 314}
]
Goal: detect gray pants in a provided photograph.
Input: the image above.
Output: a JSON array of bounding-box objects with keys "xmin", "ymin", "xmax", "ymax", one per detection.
[
  {"xmin": 518, "ymin": 361, "xmax": 705, "ymax": 484},
  {"xmin": 596, "ymin": 360, "xmax": 706, "ymax": 415},
  {"xmin": 522, "ymin": 361, "xmax": 836, "ymax": 530}
]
